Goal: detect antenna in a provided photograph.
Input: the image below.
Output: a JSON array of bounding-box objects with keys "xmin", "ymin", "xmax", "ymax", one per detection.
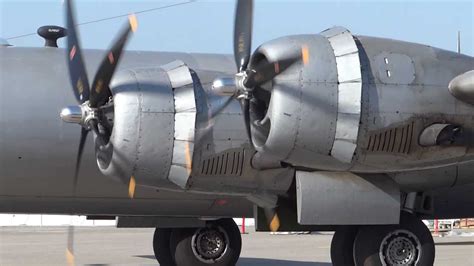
[{"xmin": 457, "ymin": 31, "xmax": 461, "ymax": 54}]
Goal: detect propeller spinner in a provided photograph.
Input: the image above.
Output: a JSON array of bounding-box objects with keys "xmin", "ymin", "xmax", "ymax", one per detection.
[{"xmin": 60, "ymin": 0, "xmax": 137, "ymax": 189}]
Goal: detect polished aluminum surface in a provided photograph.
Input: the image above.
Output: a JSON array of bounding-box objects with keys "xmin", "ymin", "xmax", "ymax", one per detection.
[
  {"xmin": 59, "ymin": 105, "xmax": 83, "ymax": 124},
  {"xmin": 163, "ymin": 60, "xmax": 196, "ymax": 188},
  {"xmin": 322, "ymin": 27, "xmax": 362, "ymax": 164},
  {"xmin": 211, "ymin": 77, "xmax": 238, "ymax": 96},
  {"xmin": 448, "ymin": 70, "xmax": 474, "ymax": 104}
]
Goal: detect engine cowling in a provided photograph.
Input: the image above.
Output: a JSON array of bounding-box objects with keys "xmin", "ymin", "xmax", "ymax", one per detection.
[
  {"xmin": 250, "ymin": 27, "xmax": 360, "ymax": 171},
  {"xmin": 96, "ymin": 60, "xmax": 295, "ymax": 197},
  {"xmin": 249, "ymin": 26, "xmax": 474, "ymax": 172},
  {"xmin": 97, "ymin": 61, "xmax": 196, "ymax": 190}
]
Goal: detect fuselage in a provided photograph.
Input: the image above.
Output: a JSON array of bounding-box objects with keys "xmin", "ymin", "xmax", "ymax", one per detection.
[
  {"xmin": 1, "ymin": 33, "xmax": 474, "ymax": 219},
  {"xmin": 0, "ymin": 46, "xmax": 252, "ymax": 217}
]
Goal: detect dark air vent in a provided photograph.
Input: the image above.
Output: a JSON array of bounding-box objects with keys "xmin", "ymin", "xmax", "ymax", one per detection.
[
  {"xmin": 200, "ymin": 149, "xmax": 244, "ymax": 177},
  {"xmin": 367, "ymin": 121, "xmax": 415, "ymax": 154}
]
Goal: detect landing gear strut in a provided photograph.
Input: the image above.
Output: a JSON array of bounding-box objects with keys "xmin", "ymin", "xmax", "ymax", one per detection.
[
  {"xmin": 153, "ymin": 218, "xmax": 242, "ymax": 266},
  {"xmin": 331, "ymin": 212, "xmax": 435, "ymax": 266}
]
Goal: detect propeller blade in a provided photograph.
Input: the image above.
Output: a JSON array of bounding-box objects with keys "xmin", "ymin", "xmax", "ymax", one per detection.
[
  {"xmin": 73, "ymin": 127, "xmax": 88, "ymax": 189},
  {"xmin": 244, "ymin": 56, "xmax": 300, "ymax": 88},
  {"xmin": 264, "ymin": 207, "xmax": 280, "ymax": 232},
  {"xmin": 234, "ymin": 0, "xmax": 253, "ymax": 72},
  {"xmin": 65, "ymin": 0, "xmax": 90, "ymax": 104},
  {"xmin": 89, "ymin": 15, "xmax": 137, "ymax": 108},
  {"xmin": 66, "ymin": 226, "xmax": 75, "ymax": 266}
]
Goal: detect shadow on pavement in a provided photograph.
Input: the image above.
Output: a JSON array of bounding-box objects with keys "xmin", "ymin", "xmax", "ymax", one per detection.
[
  {"xmin": 134, "ymin": 255, "xmax": 331, "ymax": 265},
  {"xmin": 238, "ymin": 258, "xmax": 331, "ymax": 265},
  {"xmin": 135, "ymin": 255, "xmax": 156, "ymax": 260},
  {"xmin": 435, "ymin": 241, "xmax": 474, "ymax": 246}
]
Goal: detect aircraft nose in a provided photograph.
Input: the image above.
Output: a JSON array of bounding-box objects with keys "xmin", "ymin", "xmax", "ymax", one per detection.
[{"xmin": 97, "ymin": 61, "xmax": 197, "ymax": 191}]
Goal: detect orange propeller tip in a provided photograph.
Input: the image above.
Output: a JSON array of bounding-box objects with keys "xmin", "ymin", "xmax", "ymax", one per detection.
[
  {"xmin": 301, "ymin": 45, "xmax": 310, "ymax": 66},
  {"xmin": 269, "ymin": 213, "xmax": 281, "ymax": 232},
  {"xmin": 65, "ymin": 248, "xmax": 75, "ymax": 266},
  {"xmin": 128, "ymin": 14, "xmax": 138, "ymax": 32},
  {"xmin": 128, "ymin": 176, "xmax": 136, "ymax": 199}
]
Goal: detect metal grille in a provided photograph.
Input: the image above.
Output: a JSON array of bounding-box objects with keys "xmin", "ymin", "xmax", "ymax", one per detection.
[
  {"xmin": 367, "ymin": 122, "xmax": 414, "ymax": 154},
  {"xmin": 200, "ymin": 149, "xmax": 244, "ymax": 176}
]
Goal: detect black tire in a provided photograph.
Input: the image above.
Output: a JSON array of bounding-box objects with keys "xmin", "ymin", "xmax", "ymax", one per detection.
[
  {"xmin": 153, "ymin": 228, "xmax": 175, "ymax": 266},
  {"xmin": 170, "ymin": 219, "xmax": 242, "ymax": 266},
  {"xmin": 331, "ymin": 226, "xmax": 359, "ymax": 266},
  {"xmin": 354, "ymin": 212, "xmax": 435, "ymax": 266}
]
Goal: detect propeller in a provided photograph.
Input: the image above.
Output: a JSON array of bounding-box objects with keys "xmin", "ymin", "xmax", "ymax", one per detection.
[
  {"xmin": 212, "ymin": 0, "xmax": 301, "ymax": 147},
  {"xmin": 210, "ymin": 0, "xmax": 303, "ymax": 232},
  {"xmin": 60, "ymin": 0, "xmax": 137, "ymax": 190}
]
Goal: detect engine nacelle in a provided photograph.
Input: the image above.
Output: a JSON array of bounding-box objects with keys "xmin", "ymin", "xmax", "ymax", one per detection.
[
  {"xmin": 250, "ymin": 27, "xmax": 361, "ymax": 170},
  {"xmin": 250, "ymin": 27, "xmax": 474, "ymax": 172},
  {"xmin": 97, "ymin": 61, "xmax": 197, "ymax": 190},
  {"xmin": 96, "ymin": 61, "xmax": 295, "ymax": 197}
]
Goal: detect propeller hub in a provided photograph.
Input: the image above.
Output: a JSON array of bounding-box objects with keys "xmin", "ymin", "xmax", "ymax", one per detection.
[
  {"xmin": 60, "ymin": 103, "xmax": 99, "ymax": 126},
  {"xmin": 60, "ymin": 105, "xmax": 83, "ymax": 124},
  {"xmin": 211, "ymin": 77, "xmax": 238, "ymax": 96}
]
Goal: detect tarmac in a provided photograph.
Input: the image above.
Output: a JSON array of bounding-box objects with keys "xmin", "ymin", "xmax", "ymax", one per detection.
[{"xmin": 0, "ymin": 226, "xmax": 472, "ymax": 265}]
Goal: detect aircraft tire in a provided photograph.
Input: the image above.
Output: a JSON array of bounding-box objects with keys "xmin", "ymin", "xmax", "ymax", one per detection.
[
  {"xmin": 330, "ymin": 226, "xmax": 359, "ymax": 266},
  {"xmin": 153, "ymin": 228, "xmax": 175, "ymax": 266},
  {"xmin": 353, "ymin": 212, "xmax": 435, "ymax": 266},
  {"xmin": 170, "ymin": 218, "xmax": 242, "ymax": 266}
]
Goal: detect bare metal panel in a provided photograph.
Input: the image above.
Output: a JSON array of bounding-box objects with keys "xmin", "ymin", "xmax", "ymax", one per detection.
[
  {"xmin": 100, "ymin": 68, "xmax": 177, "ymax": 190},
  {"xmin": 296, "ymin": 171, "xmax": 400, "ymax": 225},
  {"xmin": 338, "ymin": 82, "xmax": 362, "ymax": 114},
  {"xmin": 174, "ymin": 86, "xmax": 197, "ymax": 112},
  {"xmin": 331, "ymin": 141, "xmax": 357, "ymax": 164},
  {"xmin": 374, "ymin": 52, "xmax": 415, "ymax": 85},
  {"xmin": 169, "ymin": 165, "xmax": 191, "ymax": 188},
  {"xmin": 163, "ymin": 60, "xmax": 196, "ymax": 189},
  {"xmin": 172, "ymin": 140, "xmax": 194, "ymax": 166},
  {"xmin": 449, "ymin": 70, "xmax": 474, "ymax": 105},
  {"xmin": 322, "ymin": 27, "xmax": 363, "ymax": 164},
  {"xmin": 162, "ymin": 60, "xmax": 194, "ymax": 88},
  {"xmin": 174, "ymin": 113, "xmax": 196, "ymax": 141}
]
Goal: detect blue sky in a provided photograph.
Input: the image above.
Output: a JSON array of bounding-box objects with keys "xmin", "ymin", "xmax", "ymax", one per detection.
[{"xmin": 0, "ymin": 0, "xmax": 472, "ymax": 56}]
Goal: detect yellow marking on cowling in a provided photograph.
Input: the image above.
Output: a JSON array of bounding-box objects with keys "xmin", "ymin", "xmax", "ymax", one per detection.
[
  {"xmin": 238, "ymin": 34, "xmax": 245, "ymax": 53},
  {"xmin": 269, "ymin": 213, "xmax": 280, "ymax": 232},
  {"xmin": 185, "ymin": 141, "xmax": 192, "ymax": 175},
  {"xmin": 302, "ymin": 45, "xmax": 310, "ymax": 66},
  {"xmin": 95, "ymin": 79, "xmax": 104, "ymax": 94},
  {"xmin": 129, "ymin": 14, "xmax": 138, "ymax": 32},
  {"xmin": 66, "ymin": 248, "xmax": 75, "ymax": 266},
  {"xmin": 128, "ymin": 176, "xmax": 136, "ymax": 199},
  {"xmin": 76, "ymin": 79, "xmax": 84, "ymax": 95}
]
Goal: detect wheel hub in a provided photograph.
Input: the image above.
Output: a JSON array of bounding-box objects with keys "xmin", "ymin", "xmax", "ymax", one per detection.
[
  {"xmin": 380, "ymin": 229, "xmax": 421, "ymax": 266},
  {"xmin": 192, "ymin": 226, "xmax": 229, "ymax": 263}
]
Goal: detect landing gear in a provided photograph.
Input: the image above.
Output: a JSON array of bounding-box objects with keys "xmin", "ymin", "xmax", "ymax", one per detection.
[
  {"xmin": 153, "ymin": 218, "xmax": 242, "ymax": 266},
  {"xmin": 330, "ymin": 212, "xmax": 435, "ymax": 266},
  {"xmin": 153, "ymin": 228, "xmax": 174, "ymax": 266},
  {"xmin": 330, "ymin": 226, "xmax": 358, "ymax": 266}
]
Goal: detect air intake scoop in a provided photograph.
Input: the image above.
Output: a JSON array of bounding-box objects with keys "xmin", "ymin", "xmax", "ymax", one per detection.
[
  {"xmin": 448, "ymin": 70, "xmax": 474, "ymax": 104},
  {"xmin": 37, "ymin": 25, "xmax": 67, "ymax": 47}
]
